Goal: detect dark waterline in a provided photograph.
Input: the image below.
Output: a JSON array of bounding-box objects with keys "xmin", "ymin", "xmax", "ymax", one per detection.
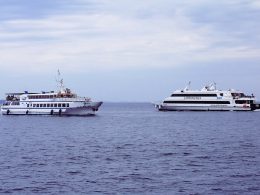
[{"xmin": 0, "ymin": 103, "xmax": 259, "ymax": 194}]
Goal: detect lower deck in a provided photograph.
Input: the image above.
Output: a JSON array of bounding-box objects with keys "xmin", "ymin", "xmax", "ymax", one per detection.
[
  {"xmin": 1, "ymin": 102, "xmax": 103, "ymax": 116},
  {"xmin": 155, "ymin": 103, "xmax": 260, "ymax": 111},
  {"xmin": 1, "ymin": 107, "xmax": 95, "ymax": 116}
]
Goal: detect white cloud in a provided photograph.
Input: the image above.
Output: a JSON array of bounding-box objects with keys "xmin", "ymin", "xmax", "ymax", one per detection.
[{"xmin": 0, "ymin": 0, "xmax": 259, "ymax": 74}]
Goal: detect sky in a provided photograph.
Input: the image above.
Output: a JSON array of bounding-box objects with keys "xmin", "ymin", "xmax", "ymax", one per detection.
[{"xmin": 0, "ymin": 0, "xmax": 260, "ymax": 101}]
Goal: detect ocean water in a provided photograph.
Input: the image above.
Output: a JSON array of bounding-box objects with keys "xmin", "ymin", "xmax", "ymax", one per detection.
[{"xmin": 0, "ymin": 103, "xmax": 259, "ymax": 194}]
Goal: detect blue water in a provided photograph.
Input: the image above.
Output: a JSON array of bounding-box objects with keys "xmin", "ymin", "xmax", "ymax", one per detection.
[{"xmin": 0, "ymin": 103, "xmax": 259, "ymax": 194}]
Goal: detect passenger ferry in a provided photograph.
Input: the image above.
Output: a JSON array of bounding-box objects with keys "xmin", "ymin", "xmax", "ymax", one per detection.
[
  {"xmin": 155, "ymin": 82, "xmax": 260, "ymax": 111},
  {"xmin": 1, "ymin": 72, "xmax": 102, "ymax": 116}
]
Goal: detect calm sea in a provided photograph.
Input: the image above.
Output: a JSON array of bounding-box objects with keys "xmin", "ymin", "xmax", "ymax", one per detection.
[{"xmin": 0, "ymin": 103, "xmax": 259, "ymax": 194}]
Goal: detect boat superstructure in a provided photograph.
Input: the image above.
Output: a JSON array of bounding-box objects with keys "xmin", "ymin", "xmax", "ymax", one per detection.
[
  {"xmin": 155, "ymin": 82, "xmax": 259, "ymax": 111},
  {"xmin": 1, "ymin": 72, "xmax": 102, "ymax": 116}
]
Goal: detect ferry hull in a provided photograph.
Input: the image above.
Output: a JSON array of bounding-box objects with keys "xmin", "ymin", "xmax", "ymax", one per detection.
[
  {"xmin": 155, "ymin": 104, "xmax": 254, "ymax": 111},
  {"xmin": 1, "ymin": 102, "xmax": 103, "ymax": 116}
]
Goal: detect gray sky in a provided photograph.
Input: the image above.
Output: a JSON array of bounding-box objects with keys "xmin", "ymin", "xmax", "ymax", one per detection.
[{"xmin": 0, "ymin": 0, "xmax": 260, "ymax": 101}]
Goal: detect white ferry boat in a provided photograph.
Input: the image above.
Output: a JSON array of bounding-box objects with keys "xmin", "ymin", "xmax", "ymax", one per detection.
[
  {"xmin": 1, "ymin": 72, "xmax": 102, "ymax": 116},
  {"xmin": 155, "ymin": 82, "xmax": 260, "ymax": 111}
]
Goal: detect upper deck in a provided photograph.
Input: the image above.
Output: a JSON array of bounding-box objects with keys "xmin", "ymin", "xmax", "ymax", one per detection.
[{"xmin": 169, "ymin": 83, "xmax": 256, "ymax": 101}]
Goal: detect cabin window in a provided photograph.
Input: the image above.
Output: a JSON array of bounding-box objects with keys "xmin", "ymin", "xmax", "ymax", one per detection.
[
  {"xmin": 54, "ymin": 104, "xmax": 57, "ymax": 107},
  {"xmin": 43, "ymin": 104, "xmax": 46, "ymax": 107},
  {"xmin": 27, "ymin": 104, "xmax": 29, "ymax": 108},
  {"xmin": 12, "ymin": 102, "xmax": 20, "ymax": 105},
  {"xmin": 235, "ymin": 100, "xmax": 252, "ymax": 104},
  {"xmin": 62, "ymin": 103, "xmax": 66, "ymax": 107},
  {"xmin": 220, "ymin": 93, "xmax": 223, "ymax": 96},
  {"xmin": 58, "ymin": 103, "xmax": 61, "ymax": 107},
  {"xmin": 50, "ymin": 104, "xmax": 53, "ymax": 107},
  {"xmin": 164, "ymin": 101, "xmax": 230, "ymax": 104},
  {"xmin": 47, "ymin": 104, "xmax": 50, "ymax": 107},
  {"xmin": 37, "ymin": 104, "xmax": 39, "ymax": 107},
  {"xmin": 40, "ymin": 104, "xmax": 43, "ymax": 107},
  {"xmin": 67, "ymin": 103, "xmax": 69, "ymax": 107},
  {"xmin": 171, "ymin": 94, "xmax": 217, "ymax": 97}
]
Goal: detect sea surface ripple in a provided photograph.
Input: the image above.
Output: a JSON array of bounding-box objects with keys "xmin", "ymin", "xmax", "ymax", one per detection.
[{"xmin": 0, "ymin": 103, "xmax": 259, "ymax": 194}]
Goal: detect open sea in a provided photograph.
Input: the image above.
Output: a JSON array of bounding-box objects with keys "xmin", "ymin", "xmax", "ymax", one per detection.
[{"xmin": 0, "ymin": 103, "xmax": 259, "ymax": 194}]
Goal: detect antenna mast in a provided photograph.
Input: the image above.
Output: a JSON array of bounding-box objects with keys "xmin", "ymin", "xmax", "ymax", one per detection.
[
  {"xmin": 56, "ymin": 69, "xmax": 65, "ymax": 93},
  {"xmin": 184, "ymin": 81, "xmax": 191, "ymax": 91}
]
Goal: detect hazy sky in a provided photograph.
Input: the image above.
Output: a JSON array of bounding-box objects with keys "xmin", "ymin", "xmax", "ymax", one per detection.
[{"xmin": 0, "ymin": 0, "xmax": 260, "ymax": 101}]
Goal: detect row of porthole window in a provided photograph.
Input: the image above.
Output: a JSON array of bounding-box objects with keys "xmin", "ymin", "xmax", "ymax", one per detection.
[
  {"xmin": 28, "ymin": 95, "xmax": 57, "ymax": 99},
  {"xmin": 28, "ymin": 103, "xmax": 70, "ymax": 108}
]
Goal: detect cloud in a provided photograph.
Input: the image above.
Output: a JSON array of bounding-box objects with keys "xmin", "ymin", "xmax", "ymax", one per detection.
[{"xmin": 0, "ymin": 0, "xmax": 260, "ymax": 74}]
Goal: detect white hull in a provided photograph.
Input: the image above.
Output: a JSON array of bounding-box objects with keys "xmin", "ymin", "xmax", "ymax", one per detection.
[
  {"xmin": 1, "ymin": 102, "xmax": 102, "ymax": 116},
  {"xmin": 156, "ymin": 104, "xmax": 252, "ymax": 111}
]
